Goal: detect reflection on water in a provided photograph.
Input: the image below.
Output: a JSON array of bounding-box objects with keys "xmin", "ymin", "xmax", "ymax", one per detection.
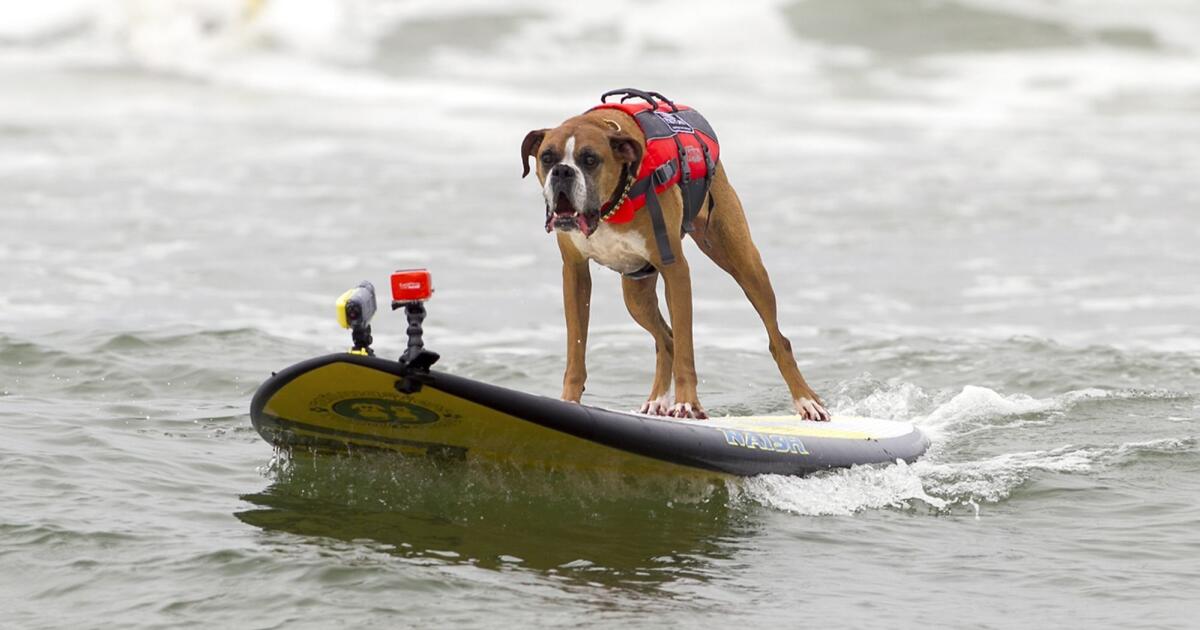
[{"xmin": 236, "ymin": 451, "xmax": 748, "ymax": 591}]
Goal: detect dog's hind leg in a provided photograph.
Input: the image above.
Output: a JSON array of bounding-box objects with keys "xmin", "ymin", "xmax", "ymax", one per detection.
[
  {"xmin": 690, "ymin": 176, "xmax": 830, "ymax": 421},
  {"xmin": 621, "ymin": 274, "xmax": 675, "ymax": 415}
]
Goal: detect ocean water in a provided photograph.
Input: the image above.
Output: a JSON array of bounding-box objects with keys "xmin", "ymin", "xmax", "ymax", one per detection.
[{"xmin": 2, "ymin": 0, "xmax": 1199, "ymax": 627}]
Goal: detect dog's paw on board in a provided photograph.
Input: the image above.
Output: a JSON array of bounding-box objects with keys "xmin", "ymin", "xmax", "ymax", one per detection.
[
  {"xmin": 795, "ymin": 397, "xmax": 831, "ymax": 422},
  {"xmin": 667, "ymin": 402, "xmax": 708, "ymax": 420},
  {"xmin": 639, "ymin": 395, "xmax": 672, "ymax": 416}
]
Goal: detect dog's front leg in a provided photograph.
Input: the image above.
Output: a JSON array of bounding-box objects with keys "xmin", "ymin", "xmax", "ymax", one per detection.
[
  {"xmin": 659, "ymin": 257, "xmax": 707, "ymax": 419},
  {"xmin": 560, "ymin": 257, "xmax": 591, "ymax": 402}
]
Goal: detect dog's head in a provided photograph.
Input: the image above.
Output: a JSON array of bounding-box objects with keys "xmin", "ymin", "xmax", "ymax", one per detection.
[{"xmin": 521, "ymin": 114, "xmax": 642, "ymax": 237}]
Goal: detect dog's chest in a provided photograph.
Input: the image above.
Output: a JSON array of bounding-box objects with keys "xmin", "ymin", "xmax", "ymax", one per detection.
[{"xmin": 567, "ymin": 225, "xmax": 651, "ymax": 274}]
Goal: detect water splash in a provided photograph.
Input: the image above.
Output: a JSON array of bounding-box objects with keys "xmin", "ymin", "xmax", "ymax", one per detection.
[
  {"xmin": 732, "ymin": 436, "xmax": 1196, "ymax": 517},
  {"xmin": 733, "ymin": 460, "xmax": 947, "ymax": 516},
  {"xmin": 736, "ymin": 380, "xmax": 1197, "ymax": 517},
  {"xmin": 919, "ymin": 384, "xmax": 1058, "ymax": 440}
]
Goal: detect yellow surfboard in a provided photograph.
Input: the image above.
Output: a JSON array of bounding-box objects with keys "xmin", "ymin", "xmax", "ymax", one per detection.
[{"xmin": 251, "ymin": 353, "xmax": 929, "ymax": 477}]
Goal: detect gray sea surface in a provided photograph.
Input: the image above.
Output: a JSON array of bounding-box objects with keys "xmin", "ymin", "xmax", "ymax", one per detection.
[{"xmin": 2, "ymin": 1, "xmax": 1199, "ymax": 628}]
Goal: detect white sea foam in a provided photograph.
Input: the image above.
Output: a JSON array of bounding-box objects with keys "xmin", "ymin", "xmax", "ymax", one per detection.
[
  {"xmin": 918, "ymin": 446, "xmax": 1099, "ymax": 502},
  {"xmin": 832, "ymin": 379, "xmax": 1162, "ymax": 441},
  {"xmin": 737, "ymin": 435, "xmax": 1197, "ymax": 517},
  {"xmin": 225, "ymin": 303, "xmax": 335, "ymax": 346},
  {"xmin": 428, "ymin": 323, "xmax": 563, "ymax": 349},
  {"xmin": 913, "ymin": 384, "xmax": 1187, "ymax": 441},
  {"xmin": 5, "ymin": 0, "xmax": 1197, "ymax": 121},
  {"xmin": 1078, "ymin": 294, "xmax": 1200, "ymax": 313},
  {"xmin": 461, "ymin": 254, "xmax": 536, "ymax": 269},
  {"xmin": 918, "ymin": 385, "xmax": 1058, "ymax": 440},
  {"xmin": 922, "ymin": 437, "xmax": 1198, "ymax": 502},
  {"xmin": 735, "ymin": 380, "xmax": 1197, "ymax": 517},
  {"xmin": 834, "ymin": 381, "xmax": 936, "ymax": 422},
  {"xmin": 962, "ymin": 275, "xmax": 1038, "ymax": 298},
  {"xmin": 1142, "ymin": 337, "xmax": 1200, "ymax": 354},
  {"xmin": 734, "ymin": 460, "xmax": 947, "ymax": 517}
]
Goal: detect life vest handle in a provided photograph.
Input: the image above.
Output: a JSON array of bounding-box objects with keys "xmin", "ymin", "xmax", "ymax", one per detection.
[{"xmin": 599, "ymin": 88, "xmax": 679, "ymax": 112}]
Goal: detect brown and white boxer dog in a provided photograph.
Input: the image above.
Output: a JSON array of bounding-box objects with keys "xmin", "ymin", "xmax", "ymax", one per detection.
[{"xmin": 521, "ymin": 100, "xmax": 830, "ymax": 421}]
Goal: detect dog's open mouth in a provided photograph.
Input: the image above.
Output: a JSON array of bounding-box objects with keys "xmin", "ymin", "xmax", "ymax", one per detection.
[{"xmin": 545, "ymin": 192, "xmax": 599, "ymax": 237}]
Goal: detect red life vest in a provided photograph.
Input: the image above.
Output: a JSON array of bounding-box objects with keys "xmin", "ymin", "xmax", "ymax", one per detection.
[
  {"xmin": 579, "ymin": 90, "xmax": 721, "ymax": 268},
  {"xmin": 589, "ymin": 99, "xmax": 720, "ymax": 225}
]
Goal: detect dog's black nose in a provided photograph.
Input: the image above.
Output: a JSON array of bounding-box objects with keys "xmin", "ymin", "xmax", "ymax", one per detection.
[{"xmin": 551, "ymin": 164, "xmax": 575, "ymax": 179}]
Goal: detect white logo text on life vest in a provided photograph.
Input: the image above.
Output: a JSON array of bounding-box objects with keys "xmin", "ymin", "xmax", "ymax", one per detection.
[{"xmin": 655, "ymin": 111, "xmax": 695, "ymax": 134}]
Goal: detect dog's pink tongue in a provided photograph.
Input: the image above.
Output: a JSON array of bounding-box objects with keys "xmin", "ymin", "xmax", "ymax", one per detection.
[{"xmin": 577, "ymin": 214, "xmax": 593, "ymax": 237}]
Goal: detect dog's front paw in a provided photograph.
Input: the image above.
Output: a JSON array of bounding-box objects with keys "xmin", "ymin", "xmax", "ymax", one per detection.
[
  {"xmin": 667, "ymin": 402, "xmax": 709, "ymax": 420},
  {"xmin": 794, "ymin": 397, "xmax": 831, "ymax": 422},
  {"xmin": 639, "ymin": 396, "xmax": 671, "ymax": 416}
]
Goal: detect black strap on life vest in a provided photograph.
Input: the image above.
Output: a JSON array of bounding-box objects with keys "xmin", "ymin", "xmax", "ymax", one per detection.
[
  {"xmin": 626, "ymin": 160, "xmax": 679, "ymax": 266},
  {"xmin": 671, "ymin": 133, "xmax": 696, "ymax": 234},
  {"xmin": 675, "ymin": 108, "xmax": 719, "ymax": 229}
]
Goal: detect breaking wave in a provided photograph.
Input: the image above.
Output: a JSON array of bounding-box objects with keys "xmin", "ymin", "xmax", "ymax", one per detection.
[{"xmin": 3, "ymin": 0, "xmax": 1199, "ymax": 113}]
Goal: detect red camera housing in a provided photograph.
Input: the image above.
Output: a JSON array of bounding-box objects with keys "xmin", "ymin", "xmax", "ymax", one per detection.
[{"xmin": 390, "ymin": 269, "xmax": 433, "ymax": 303}]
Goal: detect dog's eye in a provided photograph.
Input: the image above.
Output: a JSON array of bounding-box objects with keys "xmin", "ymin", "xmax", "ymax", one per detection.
[
  {"xmin": 580, "ymin": 153, "xmax": 599, "ymax": 169},
  {"xmin": 540, "ymin": 152, "xmax": 557, "ymax": 166}
]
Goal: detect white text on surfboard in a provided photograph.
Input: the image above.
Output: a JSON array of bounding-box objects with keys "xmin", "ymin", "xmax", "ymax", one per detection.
[{"xmin": 721, "ymin": 429, "xmax": 809, "ymax": 455}]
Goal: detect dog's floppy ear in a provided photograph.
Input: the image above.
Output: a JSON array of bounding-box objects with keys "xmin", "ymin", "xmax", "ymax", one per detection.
[
  {"xmin": 521, "ymin": 129, "xmax": 547, "ymax": 178},
  {"xmin": 609, "ymin": 133, "xmax": 642, "ymax": 167}
]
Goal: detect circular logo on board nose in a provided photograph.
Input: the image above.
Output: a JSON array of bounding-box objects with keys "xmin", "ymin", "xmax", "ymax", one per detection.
[{"xmin": 331, "ymin": 398, "xmax": 439, "ymax": 425}]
